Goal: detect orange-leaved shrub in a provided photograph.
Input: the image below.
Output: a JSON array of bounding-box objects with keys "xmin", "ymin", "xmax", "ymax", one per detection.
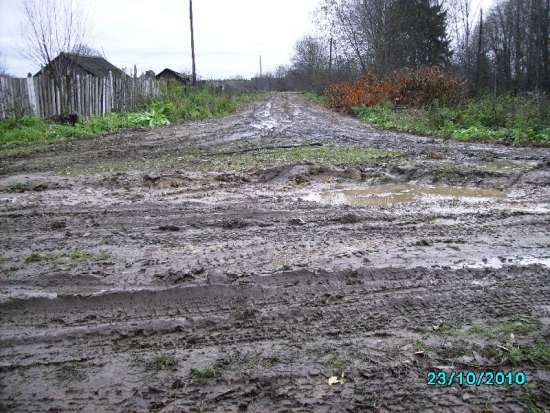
[{"xmin": 326, "ymin": 67, "xmax": 465, "ymax": 113}]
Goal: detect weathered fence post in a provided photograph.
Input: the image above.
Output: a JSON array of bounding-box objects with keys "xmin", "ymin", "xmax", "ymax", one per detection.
[
  {"xmin": 26, "ymin": 75, "xmax": 37, "ymax": 117},
  {"xmin": 0, "ymin": 77, "xmax": 7, "ymax": 119}
]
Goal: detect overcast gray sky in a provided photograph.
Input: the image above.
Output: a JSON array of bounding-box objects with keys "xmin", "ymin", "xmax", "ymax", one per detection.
[
  {"xmin": 1, "ymin": 0, "xmax": 494, "ymax": 79},
  {"xmin": 0, "ymin": 0, "xmax": 320, "ymax": 78}
]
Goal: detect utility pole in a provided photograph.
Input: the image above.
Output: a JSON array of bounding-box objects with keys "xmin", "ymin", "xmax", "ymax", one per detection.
[
  {"xmin": 329, "ymin": 38, "xmax": 333, "ymax": 81},
  {"xmin": 190, "ymin": 0, "xmax": 197, "ymax": 86},
  {"xmin": 259, "ymin": 55, "xmax": 262, "ymax": 77}
]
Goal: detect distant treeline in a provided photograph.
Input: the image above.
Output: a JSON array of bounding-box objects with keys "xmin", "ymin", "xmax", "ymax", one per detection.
[{"xmin": 265, "ymin": 0, "xmax": 550, "ymax": 96}]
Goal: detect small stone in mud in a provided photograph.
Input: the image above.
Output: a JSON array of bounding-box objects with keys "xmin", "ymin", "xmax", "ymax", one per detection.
[
  {"xmin": 172, "ymin": 378, "xmax": 185, "ymax": 389},
  {"xmin": 345, "ymin": 167, "xmax": 363, "ymax": 181},
  {"xmin": 214, "ymin": 173, "xmax": 233, "ymax": 182},
  {"xmin": 149, "ymin": 401, "xmax": 166, "ymax": 409},
  {"xmin": 335, "ymin": 213, "xmax": 361, "ymax": 224},
  {"xmin": 32, "ymin": 183, "xmax": 49, "ymax": 191},
  {"xmin": 157, "ymin": 225, "xmax": 180, "ymax": 231},
  {"xmin": 293, "ymin": 174, "xmax": 310, "ymax": 184},
  {"xmin": 51, "ymin": 220, "xmax": 66, "ymax": 229},
  {"xmin": 143, "ymin": 173, "xmax": 161, "ymax": 186},
  {"xmin": 192, "ymin": 266, "xmax": 205, "ymax": 275},
  {"xmin": 208, "ymin": 270, "xmax": 229, "ymax": 284}
]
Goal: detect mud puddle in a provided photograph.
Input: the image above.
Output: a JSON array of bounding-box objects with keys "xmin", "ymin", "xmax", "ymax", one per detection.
[
  {"xmin": 455, "ymin": 254, "xmax": 550, "ymax": 270},
  {"xmin": 303, "ymin": 184, "xmax": 508, "ymax": 206}
]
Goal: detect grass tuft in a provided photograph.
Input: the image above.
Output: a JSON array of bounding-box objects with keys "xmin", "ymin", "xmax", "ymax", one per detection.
[
  {"xmin": 64, "ymin": 250, "xmax": 91, "ymax": 260},
  {"xmin": 25, "ymin": 252, "xmax": 52, "ymax": 263},
  {"xmin": 305, "ymin": 92, "xmax": 327, "ymax": 104},
  {"xmin": 190, "ymin": 365, "xmax": 218, "ymax": 379},
  {"xmin": 6, "ymin": 183, "xmax": 29, "ymax": 193},
  {"xmin": 151, "ymin": 354, "xmax": 179, "ymax": 371}
]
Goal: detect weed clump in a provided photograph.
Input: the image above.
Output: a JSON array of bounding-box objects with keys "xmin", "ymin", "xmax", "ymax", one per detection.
[
  {"xmin": 6, "ymin": 183, "xmax": 29, "ymax": 193},
  {"xmin": 190, "ymin": 365, "xmax": 218, "ymax": 379},
  {"xmin": 25, "ymin": 252, "xmax": 52, "ymax": 262},
  {"xmin": 151, "ymin": 354, "xmax": 179, "ymax": 371}
]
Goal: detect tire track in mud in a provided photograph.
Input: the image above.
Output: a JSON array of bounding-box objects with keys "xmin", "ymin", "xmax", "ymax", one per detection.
[
  {"xmin": 2, "ymin": 93, "xmax": 550, "ymax": 412},
  {"xmin": 3, "ymin": 265, "xmax": 549, "ymax": 355},
  {"xmin": 2, "ymin": 265, "xmax": 549, "ymax": 411}
]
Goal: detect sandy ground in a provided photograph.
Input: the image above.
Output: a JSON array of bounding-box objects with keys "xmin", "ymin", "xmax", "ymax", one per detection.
[{"xmin": 1, "ymin": 92, "xmax": 550, "ymax": 412}]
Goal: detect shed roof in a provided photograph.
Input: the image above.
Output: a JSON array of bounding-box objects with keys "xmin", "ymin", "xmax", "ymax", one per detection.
[
  {"xmin": 156, "ymin": 68, "xmax": 190, "ymax": 82},
  {"xmin": 35, "ymin": 53, "xmax": 123, "ymax": 77}
]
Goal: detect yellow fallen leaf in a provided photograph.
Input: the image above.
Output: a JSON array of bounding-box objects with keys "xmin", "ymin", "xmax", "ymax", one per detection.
[
  {"xmin": 328, "ymin": 376, "xmax": 339, "ymax": 385},
  {"xmin": 328, "ymin": 372, "xmax": 345, "ymax": 385}
]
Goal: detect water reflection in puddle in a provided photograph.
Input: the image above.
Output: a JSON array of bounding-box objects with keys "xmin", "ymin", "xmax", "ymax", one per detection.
[
  {"xmin": 304, "ymin": 184, "xmax": 507, "ymax": 206},
  {"xmin": 460, "ymin": 256, "xmax": 550, "ymax": 270},
  {"xmin": 0, "ymin": 286, "xmax": 107, "ymax": 303}
]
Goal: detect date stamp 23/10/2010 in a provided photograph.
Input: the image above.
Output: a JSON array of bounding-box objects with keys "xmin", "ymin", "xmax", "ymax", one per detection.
[{"xmin": 427, "ymin": 371, "xmax": 525, "ymax": 386}]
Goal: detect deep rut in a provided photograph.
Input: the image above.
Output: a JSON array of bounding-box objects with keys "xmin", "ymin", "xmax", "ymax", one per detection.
[{"xmin": 1, "ymin": 93, "xmax": 550, "ymax": 412}]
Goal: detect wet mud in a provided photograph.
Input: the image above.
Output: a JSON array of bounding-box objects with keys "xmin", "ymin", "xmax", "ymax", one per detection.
[{"xmin": 1, "ymin": 92, "xmax": 550, "ymax": 411}]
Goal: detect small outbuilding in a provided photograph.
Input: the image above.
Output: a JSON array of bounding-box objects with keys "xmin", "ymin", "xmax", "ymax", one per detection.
[
  {"xmin": 156, "ymin": 69, "xmax": 191, "ymax": 84},
  {"xmin": 34, "ymin": 53, "xmax": 123, "ymax": 78}
]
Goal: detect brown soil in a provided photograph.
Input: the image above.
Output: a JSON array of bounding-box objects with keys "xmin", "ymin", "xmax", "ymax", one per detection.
[{"xmin": 1, "ymin": 92, "xmax": 550, "ymax": 412}]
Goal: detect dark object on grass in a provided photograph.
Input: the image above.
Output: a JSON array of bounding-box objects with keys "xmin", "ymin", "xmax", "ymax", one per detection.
[{"xmin": 51, "ymin": 113, "xmax": 79, "ymax": 126}]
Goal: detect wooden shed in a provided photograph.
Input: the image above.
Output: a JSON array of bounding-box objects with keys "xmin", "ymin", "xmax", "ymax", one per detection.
[
  {"xmin": 156, "ymin": 69, "xmax": 191, "ymax": 84},
  {"xmin": 34, "ymin": 53, "xmax": 123, "ymax": 78}
]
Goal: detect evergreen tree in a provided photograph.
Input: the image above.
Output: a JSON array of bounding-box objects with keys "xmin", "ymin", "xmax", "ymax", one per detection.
[{"xmin": 389, "ymin": 0, "xmax": 453, "ymax": 70}]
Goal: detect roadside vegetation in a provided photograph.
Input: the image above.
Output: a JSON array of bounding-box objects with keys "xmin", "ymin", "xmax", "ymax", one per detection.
[
  {"xmin": 321, "ymin": 67, "xmax": 550, "ymax": 146},
  {"xmin": 353, "ymin": 93, "xmax": 550, "ymax": 146},
  {"xmin": 290, "ymin": 0, "xmax": 550, "ymax": 147},
  {"xmin": 0, "ymin": 82, "xmax": 262, "ymax": 151}
]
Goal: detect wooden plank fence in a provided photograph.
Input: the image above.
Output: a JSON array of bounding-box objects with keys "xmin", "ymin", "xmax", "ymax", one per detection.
[{"xmin": 0, "ymin": 73, "xmax": 164, "ymax": 119}]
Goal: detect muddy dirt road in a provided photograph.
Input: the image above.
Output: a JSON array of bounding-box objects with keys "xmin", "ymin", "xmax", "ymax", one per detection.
[{"xmin": 1, "ymin": 92, "xmax": 550, "ymax": 412}]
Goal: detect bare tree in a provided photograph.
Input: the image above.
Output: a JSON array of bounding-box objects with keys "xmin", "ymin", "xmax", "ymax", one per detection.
[
  {"xmin": 444, "ymin": 0, "xmax": 476, "ymax": 71},
  {"xmin": 71, "ymin": 44, "xmax": 103, "ymax": 57},
  {"xmin": 18, "ymin": 0, "xmax": 96, "ymax": 71},
  {"xmin": 314, "ymin": 0, "xmax": 452, "ymax": 77},
  {"xmin": 290, "ymin": 35, "xmax": 331, "ymax": 92},
  {"xmin": 0, "ymin": 52, "xmax": 10, "ymax": 77},
  {"xmin": 314, "ymin": 0, "xmax": 370, "ymax": 75},
  {"xmin": 479, "ymin": 0, "xmax": 550, "ymax": 92},
  {"xmin": 17, "ymin": 0, "xmax": 96, "ymax": 113}
]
